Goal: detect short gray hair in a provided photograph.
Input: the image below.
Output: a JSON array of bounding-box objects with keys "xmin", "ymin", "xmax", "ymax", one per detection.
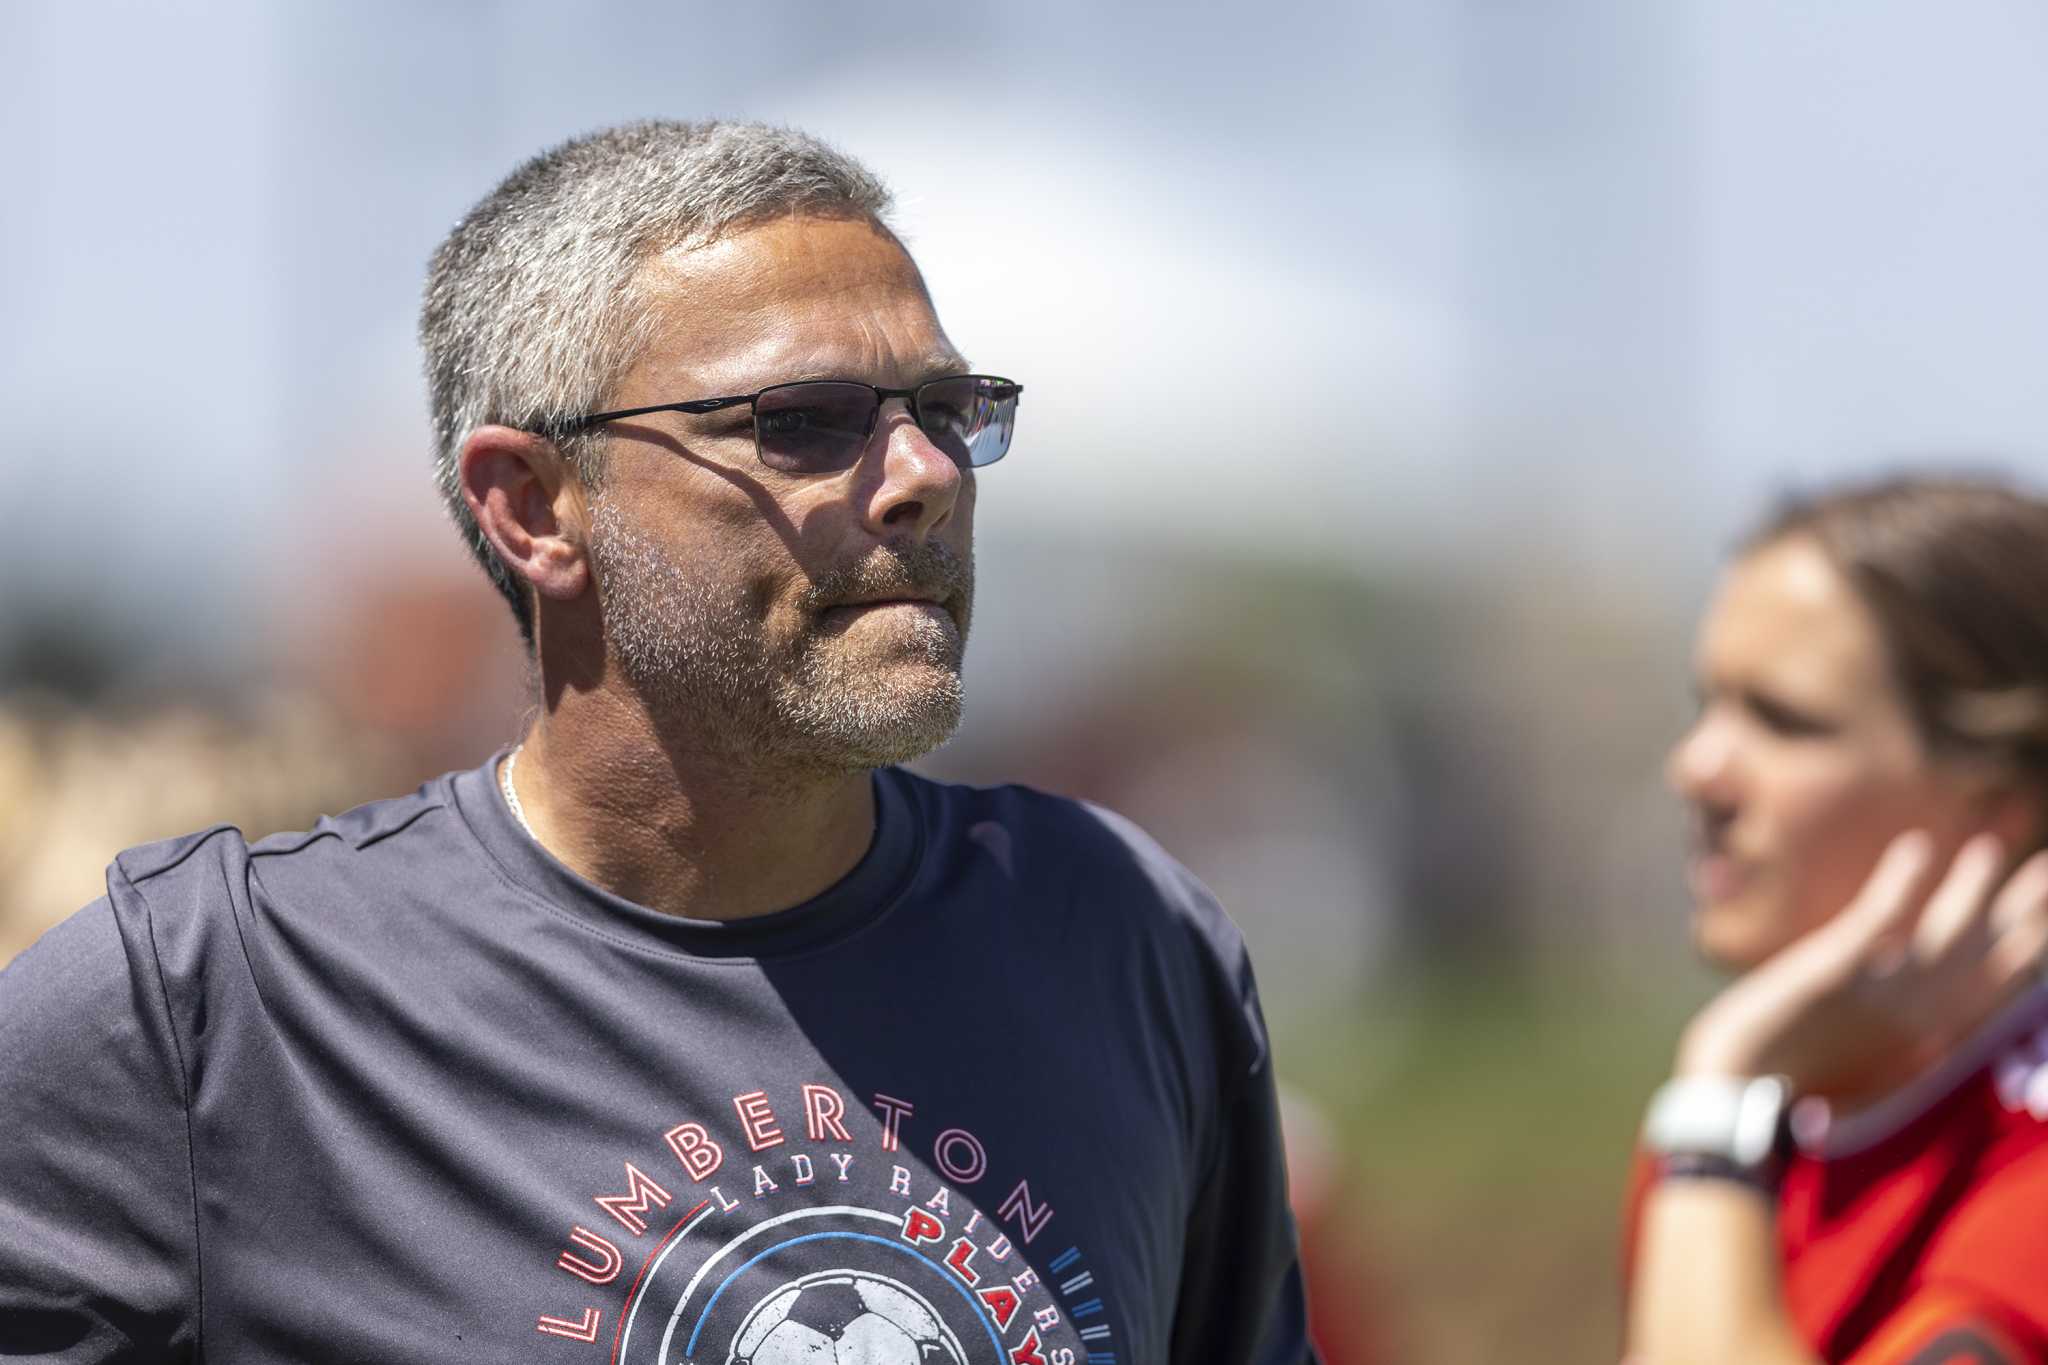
[{"xmin": 420, "ymin": 120, "xmax": 895, "ymax": 642}]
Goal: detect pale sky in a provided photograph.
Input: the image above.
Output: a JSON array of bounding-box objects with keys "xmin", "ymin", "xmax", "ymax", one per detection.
[{"xmin": 6, "ymin": 0, "xmax": 2048, "ymax": 663}]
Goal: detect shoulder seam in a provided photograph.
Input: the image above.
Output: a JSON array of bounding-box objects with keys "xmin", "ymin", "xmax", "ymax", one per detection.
[
  {"xmin": 350, "ymin": 801, "xmax": 442, "ymax": 851},
  {"xmin": 248, "ymin": 797, "xmax": 448, "ymax": 860},
  {"xmin": 248, "ymin": 827, "xmax": 341, "ymax": 859},
  {"xmin": 112, "ymin": 858, "xmax": 206, "ymax": 1353},
  {"xmin": 118, "ymin": 825, "xmax": 241, "ymax": 887}
]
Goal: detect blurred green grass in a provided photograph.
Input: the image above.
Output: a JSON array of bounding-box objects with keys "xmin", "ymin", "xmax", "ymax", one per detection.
[{"xmin": 1275, "ymin": 964, "xmax": 1715, "ymax": 1365}]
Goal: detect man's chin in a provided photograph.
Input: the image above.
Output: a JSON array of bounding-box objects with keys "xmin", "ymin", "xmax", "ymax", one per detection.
[
  {"xmin": 803, "ymin": 710, "xmax": 963, "ymax": 771},
  {"xmin": 774, "ymin": 667, "xmax": 965, "ymax": 771}
]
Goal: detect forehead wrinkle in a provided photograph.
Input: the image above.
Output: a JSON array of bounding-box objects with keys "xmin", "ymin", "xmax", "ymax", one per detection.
[
  {"xmin": 643, "ymin": 216, "xmax": 924, "ymax": 317},
  {"xmin": 646, "ymin": 298, "xmax": 962, "ymax": 396},
  {"xmin": 672, "ymin": 335, "xmax": 966, "ymax": 396},
  {"xmin": 626, "ymin": 226, "xmax": 957, "ymax": 400}
]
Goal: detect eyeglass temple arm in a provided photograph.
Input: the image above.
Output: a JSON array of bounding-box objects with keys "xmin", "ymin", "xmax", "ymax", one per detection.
[{"xmin": 554, "ymin": 394, "xmax": 753, "ymax": 434}]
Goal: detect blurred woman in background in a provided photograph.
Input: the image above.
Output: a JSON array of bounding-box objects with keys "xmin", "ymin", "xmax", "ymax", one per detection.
[{"xmin": 1626, "ymin": 477, "xmax": 2048, "ymax": 1364}]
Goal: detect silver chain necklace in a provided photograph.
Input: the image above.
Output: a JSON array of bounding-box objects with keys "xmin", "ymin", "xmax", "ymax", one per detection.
[{"xmin": 500, "ymin": 744, "xmax": 537, "ymax": 839}]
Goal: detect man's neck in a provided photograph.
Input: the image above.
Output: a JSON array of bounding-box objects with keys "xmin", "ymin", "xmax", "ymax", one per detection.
[{"xmin": 504, "ymin": 682, "xmax": 877, "ymax": 923}]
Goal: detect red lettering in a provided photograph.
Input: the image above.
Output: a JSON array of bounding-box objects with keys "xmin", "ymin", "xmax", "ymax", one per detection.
[
  {"xmin": 933, "ymin": 1127, "xmax": 988, "ymax": 1183},
  {"xmin": 536, "ymin": 1307, "xmax": 601, "ymax": 1343},
  {"xmin": 1009, "ymin": 1328, "xmax": 1048, "ymax": 1365},
  {"xmin": 663, "ymin": 1122, "xmax": 724, "ymax": 1181},
  {"xmin": 998, "ymin": 1179, "xmax": 1054, "ymax": 1245},
  {"xmin": 733, "ymin": 1091, "xmax": 785, "ymax": 1151},
  {"xmin": 555, "ymin": 1226, "xmax": 622, "ymax": 1286},
  {"xmin": 595, "ymin": 1162, "xmax": 673, "ymax": 1237},
  {"xmin": 901, "ymin": 1207, "xmax": 945, "ymax": 1246},
  {"xmin": 945, "ymin": 1236, "xmax": 981, "ymax": 1285},
  {"xmin": 978, "ymin": 1284, "xmax": 1021, "ymax": 1329},
  {"xmin": 872, "ymin": 1092, "xmax": 914, "ymax": 1152},
  {"xmin": 802, "ymin": 1083, "xmax": 854, "ymax": 1142}
]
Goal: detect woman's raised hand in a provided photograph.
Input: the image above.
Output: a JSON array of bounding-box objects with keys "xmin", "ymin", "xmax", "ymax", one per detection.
[{"xmin": 1675, "ymin": 831, "xmax": 2048, "ymax": 1104}]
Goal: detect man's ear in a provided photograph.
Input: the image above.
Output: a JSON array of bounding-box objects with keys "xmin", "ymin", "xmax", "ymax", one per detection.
[{"xmin": 459, "ymin": 425, "xmax": 591, "ymax": 605}]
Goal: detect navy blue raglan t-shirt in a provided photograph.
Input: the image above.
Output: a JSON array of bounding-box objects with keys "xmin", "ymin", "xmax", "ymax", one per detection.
[{"xmin": 0, "ymin": 756, "xmax": 1314, "ymax": 1363}]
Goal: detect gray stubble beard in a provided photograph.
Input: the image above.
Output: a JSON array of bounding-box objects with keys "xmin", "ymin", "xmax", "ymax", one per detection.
[{"xmin": 586, "ymin": 494, "xmax": 972, "ymax": 773}]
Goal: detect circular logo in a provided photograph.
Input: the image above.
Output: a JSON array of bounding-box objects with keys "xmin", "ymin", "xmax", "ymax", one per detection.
[
  {"xmin": 615, "ymin": 1204, "xmax": 1016, "ymax": 1363},
  {"xmin": 729, "ymin": 1268, "xmax": 968, "ymax": 1364}
]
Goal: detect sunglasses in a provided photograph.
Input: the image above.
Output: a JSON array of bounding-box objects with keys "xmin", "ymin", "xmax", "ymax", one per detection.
[{"xmin": 554, "ymin": 374, "xmax": 1022, "ymax": 476}]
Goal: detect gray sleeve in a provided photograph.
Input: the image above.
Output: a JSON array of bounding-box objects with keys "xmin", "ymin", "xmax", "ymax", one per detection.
[
  {"xmin": 0, "ymin": 892, "xmax": 200, "ymax": 1361},
  {"xmin": 1168, "ymin": 960, "xmax": 1320, "ymax": 1365}
]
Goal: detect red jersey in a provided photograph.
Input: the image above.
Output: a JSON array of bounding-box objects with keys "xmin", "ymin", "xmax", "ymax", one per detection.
[{"xmin": 1624, "ymin": 996, "xmax": 2048, "ymax": 1364}]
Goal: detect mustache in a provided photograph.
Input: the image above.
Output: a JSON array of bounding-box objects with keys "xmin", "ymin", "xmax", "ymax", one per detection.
[{"xmin": 802, "ymin": 541, "xmax": 974, "ymax": 614}]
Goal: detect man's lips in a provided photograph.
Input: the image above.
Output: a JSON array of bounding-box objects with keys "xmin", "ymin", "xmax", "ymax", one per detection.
[
  {"xmin": 817, "ymin": 594, "xmax": 957, "ymax": 628},
  {"xmin": 828, "ymin": 593, "xmax": 946, "ymax": 610}
]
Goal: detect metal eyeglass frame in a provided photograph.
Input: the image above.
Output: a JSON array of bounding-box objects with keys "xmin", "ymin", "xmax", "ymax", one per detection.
[{"xmin": 549, "ymin": 374, "xmax": 1023, "ymax": 469}]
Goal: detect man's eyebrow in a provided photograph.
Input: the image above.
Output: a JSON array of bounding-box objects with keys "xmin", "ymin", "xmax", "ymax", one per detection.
[
  {"xmin": 763, "ymin": 355, "xmax": 973, "ymax": 388},
  {"xmin": 904, "ymin": 354, "xmax": 975, "ymax": 385}
]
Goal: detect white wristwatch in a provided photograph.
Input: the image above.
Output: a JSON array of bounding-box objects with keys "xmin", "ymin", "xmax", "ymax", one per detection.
[{"xmin": 1642, "ymin": 1074, "xmax": 1794, "ymax": 1174}]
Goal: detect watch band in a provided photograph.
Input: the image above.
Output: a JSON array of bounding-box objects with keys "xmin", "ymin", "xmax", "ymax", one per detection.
[
  {"xmin": 1655, "ymin": 1150, "xmax": 1780, "ymax": 1194},
  {"xmin": 1642, "ymin": 1074, "xmax": 1794, "ymax": 1182}
]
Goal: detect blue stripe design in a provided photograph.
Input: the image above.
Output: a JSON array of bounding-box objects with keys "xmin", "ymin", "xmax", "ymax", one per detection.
[
  {"xmin": 684, "ymin": 1231, "xmax": 1003, "ymax": 1359},
  {"xmin": 1048, "ymin": 1246, "xmax": 1082, "ymax": 1273},
  {"xmin": 1070, "ymin": 1296, "xmax": 1104, "ymax": 1319}
]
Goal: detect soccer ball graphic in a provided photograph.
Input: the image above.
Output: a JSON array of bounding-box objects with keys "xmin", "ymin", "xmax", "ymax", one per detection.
[{"xmin": 727, "ymin": 1269, "xmax": 969, "ymax": 1364}]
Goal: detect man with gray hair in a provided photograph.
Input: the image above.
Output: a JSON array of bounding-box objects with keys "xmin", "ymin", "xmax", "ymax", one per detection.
[{"xmin": 0, "ymin": 121, "xmax": 1316, "ymax": 1363}]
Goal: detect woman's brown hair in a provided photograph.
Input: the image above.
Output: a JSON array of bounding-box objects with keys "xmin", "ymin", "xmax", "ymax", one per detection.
[{"xmin": 1749, "ymin": 475, "xmax": 2048, "ymax": 793}]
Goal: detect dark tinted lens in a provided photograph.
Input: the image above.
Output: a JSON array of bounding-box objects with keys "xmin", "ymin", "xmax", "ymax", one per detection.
[
  {"xmin": 753, "ymin": 382, "xmax": 878, "ymax": 473},
  {"xmin": 916, "ymin": 376, "xmax": 1019, "ymax": 467}
]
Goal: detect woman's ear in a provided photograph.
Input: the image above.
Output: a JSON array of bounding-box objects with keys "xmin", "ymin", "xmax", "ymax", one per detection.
[
  {"xmin": 459, "ymin": 425, "xmax": 592, "ymax": 605},
  {"xmin": 1969, "ymin": 773, "xmax": 2048, "ymax": 858}
]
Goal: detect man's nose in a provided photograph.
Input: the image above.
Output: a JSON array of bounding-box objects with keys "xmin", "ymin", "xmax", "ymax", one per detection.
[{"xmin": 863, "ymin": 406, "xmax": 963, "ymax": 539}]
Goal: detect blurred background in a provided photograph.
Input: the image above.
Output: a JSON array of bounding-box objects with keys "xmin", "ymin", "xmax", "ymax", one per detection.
[{"xmin": 6, "ymin": 2, "xmax": 2048, "ymax": 1360}]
